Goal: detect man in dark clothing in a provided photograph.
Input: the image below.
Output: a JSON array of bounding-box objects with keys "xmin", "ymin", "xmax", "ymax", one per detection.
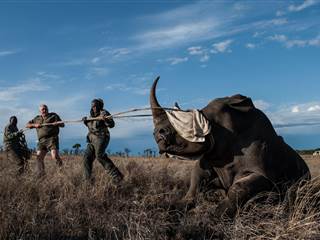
[
  {"xmin": 26, "ymin": 104, "xmax": 64, "ymax": 177},
  {"xmin": 82, "ymin": 98, "xmax": 123, "ymax": 184},
  {"xmin": 3, "ymin": 116, "xmax": 30, "ymax": 175}
]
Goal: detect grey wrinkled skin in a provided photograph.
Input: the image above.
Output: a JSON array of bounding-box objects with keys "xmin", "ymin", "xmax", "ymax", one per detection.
[{"xmin": 150, "ymin": 76, "xmax": 310, "ymax": 218}]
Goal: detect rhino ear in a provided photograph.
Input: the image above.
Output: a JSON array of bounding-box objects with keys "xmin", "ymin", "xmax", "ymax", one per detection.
[
  {"xmin": 174, "ymin": 102, "xmax": 181, "ymax": 110},
  {"xmin": 228, "ymin": 95, "xmax": 255, "ymax": 112}
]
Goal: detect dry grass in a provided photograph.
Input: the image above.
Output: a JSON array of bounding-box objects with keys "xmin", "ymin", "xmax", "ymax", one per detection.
[{"xmin": 0, "ymin": 153, "xmax": 320, "ymax": 240}]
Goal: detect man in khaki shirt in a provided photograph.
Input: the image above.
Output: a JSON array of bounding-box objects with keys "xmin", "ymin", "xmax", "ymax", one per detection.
[{"xmin": 26, "ymin": 104, "xmax": 64, "ymax": 177}]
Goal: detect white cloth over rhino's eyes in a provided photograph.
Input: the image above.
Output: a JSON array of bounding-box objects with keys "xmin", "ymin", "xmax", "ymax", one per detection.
[{"xmin": 165, "ymin": 109, "xmax": 211, "ymax": 142}]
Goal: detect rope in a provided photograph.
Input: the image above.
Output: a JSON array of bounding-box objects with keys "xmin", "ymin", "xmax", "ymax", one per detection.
[
  {"xmin": 0, "ymin": 108, "xmax": 163, "ymax": 134},
  {"xmin": 0, "ymin": 107, "xmax": 175, "ymax": 133},
  {"xmin": 22, "ymin": 107, "xmax": 182, "ymax": 128}
]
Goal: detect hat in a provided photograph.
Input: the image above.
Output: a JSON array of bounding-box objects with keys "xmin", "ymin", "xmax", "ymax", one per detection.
[{"xmin": 92, "ymin": 98, "xmax": 104, "ymax": 109}]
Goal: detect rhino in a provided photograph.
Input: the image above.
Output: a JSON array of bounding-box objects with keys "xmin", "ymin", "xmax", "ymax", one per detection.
[{"xmin": 150, "ymin": 76, "xmax": 310, "ymax": 217}]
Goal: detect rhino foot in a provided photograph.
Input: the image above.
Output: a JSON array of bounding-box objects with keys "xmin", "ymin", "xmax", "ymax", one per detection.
[
  {"xmin": 213, "ymin": 198, "xmax": 237, "ymax": 218},
  {"xmin": 174, "ymin": 196, "xmax": 196, "ymax": 212}
]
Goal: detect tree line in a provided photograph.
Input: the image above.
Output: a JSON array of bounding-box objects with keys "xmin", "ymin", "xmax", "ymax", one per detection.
[{"xmin": 57, "ymin": 144, "xmax": 158, "ymax": 157}]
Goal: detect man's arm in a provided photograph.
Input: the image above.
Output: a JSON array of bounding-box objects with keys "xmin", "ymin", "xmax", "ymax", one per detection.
[
  {"xmin": 26, "ymin": 118, "xmax": 41, "ymax": 129},
  {"xmin": 4, "ymin": 126, "xmax": 20, "ymax": 140},
  {"xmin": 102, "ymin": 110, "xmax": 115, "ymax": 128},
  {"xmin": 55, "ymin": 114, "xmax": 65, "ymax": 128}
]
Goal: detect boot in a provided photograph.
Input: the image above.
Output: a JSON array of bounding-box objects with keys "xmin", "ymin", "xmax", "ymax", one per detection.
[
  {"xmin": 105, "ymin": 161, "xmax": 124, "ymax": 185},
  {"xmin": 108, "ymin": 166, "xmax": 124, "ymax": 185}
]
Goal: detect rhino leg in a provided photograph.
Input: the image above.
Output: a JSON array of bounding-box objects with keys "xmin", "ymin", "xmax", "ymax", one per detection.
[
  {"xmin": 184, "ymin": 160, "xmax": 221, "ymax": 201},
  {"xmin": 214, "ymin": 173, "xmax": 273, "ymax": 218}
]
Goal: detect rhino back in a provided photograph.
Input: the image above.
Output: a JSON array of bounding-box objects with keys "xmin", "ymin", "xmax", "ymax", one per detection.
[
  {"xmin": 200, "ymin": 96, "xmax": 310, "ymax": 188},
  {"xmin": 266, "ymin": 138, "xmax": 310, "ymax": 184}
]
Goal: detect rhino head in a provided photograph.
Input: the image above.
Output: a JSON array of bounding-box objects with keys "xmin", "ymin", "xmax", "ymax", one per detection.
[{"xmin": 150, "ymin": 76, "xmax": 209, "ymax": 157}]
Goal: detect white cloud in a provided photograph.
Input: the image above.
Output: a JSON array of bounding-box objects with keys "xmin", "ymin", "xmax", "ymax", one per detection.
[
  {"xmin": 166, "ymin": 57, "xmax": 188, "ymax": 65},
  {"xmin": 285, "ymin": 39, "xmax": 308, "ymax": 48},
  {"xmin": 134, "ymin": 19, "xmax": 221, "ymax": 50},
  {"xmin": 127, "ymin": 73, "xmax": 154, "ymax": 85},
  {"xmin": 276, "ymin": 10, "xmax": 285, "ymax": 16},
  {"xmin": 309, "ymin": 38, "xmax": 320, "ymax": 46},
  {"xmin": 232, "ymin": 2, "xmax": 250, "ymax": 11},
  {"xmin": 105, "ymin": 83, "xmax": 127, "ymax": 91},
  {"xmin": 268, "ymin": 101, "xmax": 320, "ymax": 134},
  {"xmin": 137, "ymin": 1, "xmax": 231, "ymax": 49},
  {"xmin": 105, "ymin": 83, "xmax": 149, "ymax": 96},
  {"xmin": 91, "ymin": 57, "xmax": 100, "ymax": 64},
  {"xmin": 253, "ymin": 18, "xmax": 289, "ymax": 29},
  {"xmin": 187, "ymin": 45, "xmax": 210, "ymax": 62},
  {"xmin": 36, "ymin": 71, "xmax": 60, "ymax": 80},
  {"xmin": 268, "ymin": 34, "xmax": 287, "ymax": 42},
  {"xmin": 0, "ymin": 50, "xmax": 18, "ymax": 57},
  {"xmin": 211, "ymin": 39, "xmax": 233, "ymax": 53},
  {"xmin": 134, "ymin": 1, "xmax": 293, "ymax": 51},
  {"xmin": 292, "ymin": 106, "xmax": 300, "ymax": 113},
  {"xmin": 105, "ymin": 73, "xmax": 155, "ymax": 96},
  {"xmin": 0, "ymin": 79, "xmax": 50, "ymax": 101},
  {"xmin": 308, "ymin": 105, "xmax": 320, "ymax": 112},
  {"xmin": 268, "ymin": 34, "xmax": 320, "ymax": 48},
  {"xmin": 83, "ymin": 47, "xmax": 133, "ymax": 66},
  {"xmin": 186, "ymin": 40, "xmax": 232, "ymax": 63},
  {"xmin": 60, "ymin": 58, "xmax": 87, "ymax": 66},
  {"xmin": 253, "ymin": 100, "xmax": 270, "ymax": 110},
  {"xmin": 91, "ymin": 67, "xmax": 109, "ymax": 76},
  {"xmin": 253, "ymin": 31, "xmax": 266, "ymax": 38},
  {"xmin": 59, "ymin": 47, "xmax": 131, "ymax": 68},
  {"xmin": 288, "ymin": 0, "xmax": 319, "ymax": 12},
  {"xmin": 246, "ymin": 43, "xmax": 256, "ymax": 49},
  {"xmin": 98, "ymin": 47, "xmax": 131, "ymax": 58},
  {"xmin": 270, "ymin": 18, "xmax": 288, "ymax": 26},
  {"xmin": 40, "ymin": 94, "xmax": 86, "ymax": 111},
  {"xmin": 187, "ymin": 46, "xmax": 204, "ymax": 55},
  {"xmin": 200, "ymin": 54, "xmax": 210, "ymax": 62}
]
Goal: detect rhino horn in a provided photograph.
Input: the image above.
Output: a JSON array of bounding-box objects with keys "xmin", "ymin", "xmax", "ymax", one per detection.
[{"xmin": 150, "ymin": 76, "xmax": 169, "ymax": 126}]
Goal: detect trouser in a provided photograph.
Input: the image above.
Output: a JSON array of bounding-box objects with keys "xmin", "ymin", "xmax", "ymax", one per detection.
[
  {"xmin": 83, "ymin": 135, "xmax": 123, "ymax": 182},
  {"xmin": 6, "ymin": 147, "xmax": 27, "ymax": 176}
]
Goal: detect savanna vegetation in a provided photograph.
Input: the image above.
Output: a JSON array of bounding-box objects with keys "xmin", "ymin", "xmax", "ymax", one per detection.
[{"xmin": 1, "ymin": 153, "xmax": 320, "ymax": 240}]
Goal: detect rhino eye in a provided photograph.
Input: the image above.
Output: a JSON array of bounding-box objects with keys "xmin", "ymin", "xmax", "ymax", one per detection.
[{"xmin": 159, "ymin": 128, "xmax": 166, "ymax": 134}]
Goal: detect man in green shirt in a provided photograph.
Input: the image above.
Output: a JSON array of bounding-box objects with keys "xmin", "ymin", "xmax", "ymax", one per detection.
[
  {"xmin": 26, "ymin": 104, "xmax": 64, "ymax": 177},
  {"xmin": 82, "ymin": 98, "xmax": 123, "ymax": 184},
  {"xmin": 3, "ymin": 116, "xmax": 30, "ymax": 175}
]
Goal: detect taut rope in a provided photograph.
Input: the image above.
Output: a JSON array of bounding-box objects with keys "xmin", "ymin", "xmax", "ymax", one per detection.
[{"xmin": 11, "ymin": 107, "xmax": 185, "ymax": 133}]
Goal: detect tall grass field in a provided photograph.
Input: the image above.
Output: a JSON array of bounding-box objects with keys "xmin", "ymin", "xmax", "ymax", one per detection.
[{"xmin": 1, "ymin": 153, "xmax": 320, "ymax": 239}]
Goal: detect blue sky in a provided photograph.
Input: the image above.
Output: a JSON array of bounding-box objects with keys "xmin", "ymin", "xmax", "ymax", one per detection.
[{"xmin": 0, "ymin": 0, "xmax": 320, "ymax": 153}]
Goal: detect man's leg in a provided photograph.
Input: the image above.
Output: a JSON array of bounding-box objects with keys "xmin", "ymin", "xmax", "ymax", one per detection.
[
  {"xmin": 49, "ymin": 137, "xmax": 62, "ymax": 167},
  {"xmin": 16, "ymin": 149, "xmax": 26, "ymax": 176},
  {"xmin": 83, "ymin": 144, "xmax": 95, "ymax": 181},
  {"xmin": 101, "ymin": 154, "xmax": 124, "ymax": 184},
  {"xmin": 7, "ymin": 147, "xmax": 25, "ymax": 176},
  {"xmin": 51, "ymin": 149, "xmax": 63, "ymax": 167},
  {"xmin": 94, "ymin": 138, "xmax": 123, "ymax": 184},
  {"xmin": 36, "ymin": 150, "xmax": 47, "ymax": 177}
]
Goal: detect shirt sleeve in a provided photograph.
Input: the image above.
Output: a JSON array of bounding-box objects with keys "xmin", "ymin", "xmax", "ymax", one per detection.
[
  {"xmin": 55, "ymin": 113, "xmax": 62, "ymax": 121},
  {"xmin": 4, "ymin": 126, "xmax": 18, "ymax": 140},
  {"xmin": 28, "ymin": 116, "xmax": 38, "ymax": 124},
  {"xmin": 102, "ymin": 110, "xmax": 115, "ymax": 128},
  {"xmin": 54, "ymin": 113, "xmax": 64, "ymax": 127}
]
